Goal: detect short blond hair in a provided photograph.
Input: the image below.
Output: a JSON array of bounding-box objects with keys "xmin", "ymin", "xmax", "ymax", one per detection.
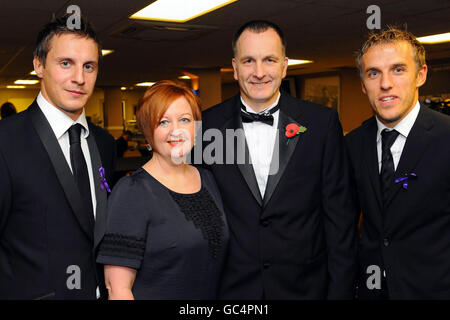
[{"xmin": 356, "ymin": 26, "xmax": 426, "ymax": 78}]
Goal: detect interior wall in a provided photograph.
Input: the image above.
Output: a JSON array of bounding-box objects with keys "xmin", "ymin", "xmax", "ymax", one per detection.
[
  {"xmin": 294, "ymin": 70, "xmax": 373, "ymax": 134},
  {"xmin": 0, "ymin": 87, "xmax": 106, "ymax": 124},
  {"xmin": 221, "ymin": 82, "xmax": 239, "ymax": 102},
  {"xmin": 420, "ymin": 67, "xmax": 450, "ymax": 97},
  {"xmin": 0, "ymin": 88, "xmax": 39, "ymax": 114}
]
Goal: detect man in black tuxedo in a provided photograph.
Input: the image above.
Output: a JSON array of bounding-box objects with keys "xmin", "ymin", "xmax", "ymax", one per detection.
[
  {"xmin": 0, "ymin": 15, "xmax": 115, "ymax": 299},
  {"xmin": 199, "ymin": 20, "xmax": 358, "ymax": 299},
  {"xmin": 346, "ymin": 27, "xmax": 450, "ymax": 299}
]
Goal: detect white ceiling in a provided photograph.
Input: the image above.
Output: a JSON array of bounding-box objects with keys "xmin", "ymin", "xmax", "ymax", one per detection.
[{"xmin": 0, "ymin": 0, "xmax": 449, "ymax": 87}]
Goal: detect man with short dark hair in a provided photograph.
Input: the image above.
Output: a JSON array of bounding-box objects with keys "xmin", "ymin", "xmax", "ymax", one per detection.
[
  {"xmin": 346, "ymin": 27, "xmax": 450, "ymax": 299},
  {"xmin": 0, "ymin": 14, "xmax": 115, "ymax": 299},
  {"xmin": 200, "ymin": 20, "xmax": 358, "ymax": 299}
]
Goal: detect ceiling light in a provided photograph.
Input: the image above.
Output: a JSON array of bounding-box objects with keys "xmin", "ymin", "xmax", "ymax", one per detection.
[
  {"xmin": 288, "ymin": 59, "xmax": 313, "ymax": 66},
  {"xmin": 120, "ymin": 87, "xmax": 127, "ymax": 91},
  {"xmin": 29, "ymin": 70, "xmax": 37, "ymax": 75},
  {"xmin": 136, "ymin": 82, "xmax": 156, "ymax": 87},
  {"xmin": 178, "ymin": 75, "xmax": 191, "ymax": 80},
  {"xmin": 220, "ymin": 68, "xmax": 233, "ymax": 72},
  {"xmin": 14, "ymin": 79, "xmax": 39, "ymax": 85},
  {"xmin": 7, "ymin": 85, "xmax": 26, "ymax": 89},
  {"xmin": 417, "ymin": 32, "xmax": 450, "ymax": 44},
  {"xmin": 130, "ymin": 0, "xmax": 238, "ymax": 23},
  {"xmin": 102, "ymin": 49, "xmax": 114, "ymax": 56}
]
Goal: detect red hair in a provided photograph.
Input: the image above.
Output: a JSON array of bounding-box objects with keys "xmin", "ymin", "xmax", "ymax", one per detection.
[{"xmin": 136, "ymin": 80, "xmax": 202, "ymax": 146}]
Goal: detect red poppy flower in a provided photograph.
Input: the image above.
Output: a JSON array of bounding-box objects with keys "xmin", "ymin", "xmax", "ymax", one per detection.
[{"xmin": 285, "ymin": 123, "xmax": 300, "ymax": 138}]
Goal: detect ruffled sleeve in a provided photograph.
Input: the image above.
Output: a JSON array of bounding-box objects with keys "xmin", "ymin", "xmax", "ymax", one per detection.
[{"xmin": 97, "ymin": 175, "xmax": 149, "ymax": 269}]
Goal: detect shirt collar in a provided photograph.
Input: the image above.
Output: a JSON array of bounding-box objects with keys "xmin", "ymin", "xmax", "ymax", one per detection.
[
  {"xmin": 240, "ymin": 91, "xmax": 281, "ymax": 114},
  {"xmin": 36, "ymin": 92, "xmax": 90, "ymax": 140},
  {"xmin": 376, "ymin": 100, "xmax": 420, "ymax": 142}
]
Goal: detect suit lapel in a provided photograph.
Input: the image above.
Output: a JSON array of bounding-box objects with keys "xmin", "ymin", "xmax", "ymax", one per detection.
[
  {"xmin": 29, "ymin": 102, "xmax": 94, "ymax": 242},
  {"xmin": 385, "ymin": 105, "xmax": 434, "ymax": 207},
  {"xmin": 263, "ymin": 110, "xmax": 301, "ymax": 207},
  {"xmin": 363, "ymin": 118, "xmax": 383, "ymax": 211},
  {"xmin": 228, "ymin": 99, "xmax": 263, "ymax": 206},
  {"xmin": 86, "ymin": 128, "xmax": 108, "ymax": 249}
]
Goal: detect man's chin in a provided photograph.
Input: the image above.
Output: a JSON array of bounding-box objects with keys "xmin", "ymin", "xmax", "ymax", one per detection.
[
  {"xmin": 377, "ymin": 113, "xmax": 401, "ymax": 125},
  {"xmin": 58, "ymin": 104, "xmax": 85, "ymax": 116}
]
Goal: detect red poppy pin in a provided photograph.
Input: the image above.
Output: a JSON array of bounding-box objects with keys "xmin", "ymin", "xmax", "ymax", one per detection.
[{"xmin": 285, "ymin": 123, "xmax": 307, "ymax": 145}]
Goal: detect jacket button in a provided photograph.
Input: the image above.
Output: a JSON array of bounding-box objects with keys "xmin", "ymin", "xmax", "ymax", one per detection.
[
  {"xmin": 263, "ymin": 262, "xmax": 270, "ymax": 269},
  {"xmin": 383, "ymin": 238, "xmax": 389, "ymax": 247},
  {"xmin": 261, "ymin": 219, "xmax": 270, "ymax": 227}
]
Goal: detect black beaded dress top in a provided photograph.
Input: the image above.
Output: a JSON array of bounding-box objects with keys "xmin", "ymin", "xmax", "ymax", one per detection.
[{"xmin": 97, "ymin": 167, "xmax": 229, "ymax": 300}]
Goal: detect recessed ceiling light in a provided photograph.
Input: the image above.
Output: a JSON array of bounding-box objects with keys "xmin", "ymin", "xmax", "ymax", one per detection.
[
  {"xmin": 7, "ymin": 85, "xmax": 26, "ymax": 89},
  {"xmin": 102, "ymin": 49, "xmax": 114, "ymax": 56},
  {"xmin": 136, "ymin": 82, "xmax": 156, "ymax": 87},
  {"xmin": 220, "ymin": 68, "xmax": 233, "ymax": 72},
  {"xmin": 417, "ymin": 32, "xmax": 450, "ymax": 44},
  {"xmin": 288, "ymin": 59, "xmax": 313, "ymax": 66},
  {"xmin": 120, "ymin": 87, "xmax": 127, "ymax": 91},
  {"xmin": 130, "ymin": 0, "xmax": 238, "ymax": 23},
  {"xmin": 14, "ymin": 79, "xmax": 39, "ymax": 85},
  {"xmin": 178, "ymin": 75, "xmax": 191, "ymax": 80},
  {"xmin": 29, "ymin": 70, "xmax": 37, "ymax": 75}
]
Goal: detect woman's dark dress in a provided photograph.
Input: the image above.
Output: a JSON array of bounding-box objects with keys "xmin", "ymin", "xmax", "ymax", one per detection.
[{"xmin": 97, "ymin": 167, "xmax": 229, "ymax": 299}]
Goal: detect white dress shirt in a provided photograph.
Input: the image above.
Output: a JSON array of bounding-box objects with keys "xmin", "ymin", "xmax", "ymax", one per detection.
[
  {"xmin": 37, "ymin": 92, "xmax": 97, "ymax": 219},
  {"xmin": 241, "ymin": 92, "xmax": 281, "ymax": 197},
  {"xmin": 376, "ymin": 100, "xmax": 421, "ymax": 173}
]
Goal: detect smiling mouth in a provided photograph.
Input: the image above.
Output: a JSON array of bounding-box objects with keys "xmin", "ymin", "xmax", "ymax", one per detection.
[
  {"xmin": 250, "ymin": 80, "xmax": 271, "ymax": 86},
  {"xmin": 167, "ymin": 139, "xmax": 184, "ymax": 146},
  {"xmin": 379, "ymin": 96, "xmax": 398, "ymax": 103},
  {"xmin": 66, "ymin": 90, "xmax": 86, "ymax": 96}
]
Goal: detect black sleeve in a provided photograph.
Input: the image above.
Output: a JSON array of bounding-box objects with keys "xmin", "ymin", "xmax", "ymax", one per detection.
[
  {"xmin": 96, "ymin": 176, "xmax": 149, "ymax": 269},
  {"xmin": 0, "ymin": 148, "xmax": 12, "ymax": 237},
  {"xmin": 321, "ymin": 109, "xmax": 359, "ymax": 299}
]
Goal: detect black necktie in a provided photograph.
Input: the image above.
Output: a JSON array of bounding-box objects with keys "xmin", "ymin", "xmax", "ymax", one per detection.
[
  {"xmin": 68, "ymin": 124, "xmax": 93, "ymax": 216},
  {"xmin": 241, "ymin": 104, "xmax": 280, "ymax": 126},
  {"xmin": 380, "ymin": 129, "xmax": 400, "ymax": 206}
]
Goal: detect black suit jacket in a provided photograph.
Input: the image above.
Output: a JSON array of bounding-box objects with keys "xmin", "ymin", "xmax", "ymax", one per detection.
[
  {"xmin": 198, "ymin": 93, "xmax": 358, "ymax": 299},
  {"xmin": 345, "ymin": 104, "xmax": 450, "ymax": 299},
  {"xmin": 0, "ymin": 101, "xmax": 115, "ymax": 299}
]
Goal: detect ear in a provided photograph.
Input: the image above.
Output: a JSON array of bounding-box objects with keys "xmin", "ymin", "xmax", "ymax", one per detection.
[
  {"xmin": 416, "ymin": 64, "xmax": 428, "ymax": 88},
  {"xmin": 282, "ymin": 56, "xmax": 288, "ymax": 79},
  {"xmin": 361, "ymin": 79, "xmax": 367, "ymax": 95},
  {"xmin": 232, "ymin": 58, "xmax": 238, "ymax": 81},
  {"xmin": 33, "ymin": 56, "xmax": 44, "ymax": 79}
]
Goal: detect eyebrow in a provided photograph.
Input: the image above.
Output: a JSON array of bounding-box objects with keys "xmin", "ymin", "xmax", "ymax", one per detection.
[
  {"xmin": 364, "ymin": 62, "xmax": 408, "ymax": 73},
  {"xmin": 392, "ymin": 63, "xmax": 407, "ymax": 69},
  {"xmin": 56, "ymin": 57, "xmax": 98, "ymax": 65},
  {"xmin": 239, "ymin": 54, "xmax": 279, "ymax": 61},
  {"xmin": 161, "ymin": 113, "xmax": 193, "ymax": 118},
  {"xmin": 239, "ymin": 55, "xmax": 254, "ymax": 61}
]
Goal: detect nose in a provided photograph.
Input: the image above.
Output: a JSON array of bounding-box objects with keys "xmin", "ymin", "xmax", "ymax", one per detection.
[
  {"xmin": 169, "ymin": 121, "xmax": 180, "ymax": 134},
  {"xmin": 380, "ymin": 73, "xmax": 393, "ymax": 90},
  {"xmin": 253, "ymin": 61, "xmax": 266, "ymax": 79},
  {"xmin": 72, "ymin": 65, "xmax": 85, "ymax": 85}
]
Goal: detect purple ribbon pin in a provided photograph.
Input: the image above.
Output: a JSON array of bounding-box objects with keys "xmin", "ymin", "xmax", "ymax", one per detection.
[
  {"xmin": 395, "ymin": 173, "xmax": 417, "ymax": 190},
  {"xmin": 99, "ymin": 167, "xmax": 111, "ymax": 193}
]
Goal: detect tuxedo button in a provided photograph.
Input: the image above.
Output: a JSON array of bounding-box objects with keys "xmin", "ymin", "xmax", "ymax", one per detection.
[
  {"xmin": 383, "ymin": 238, "xmax": 389, "ymax": 247},
  {"xmin": 263, "ymin": 262, "xmax": 270, "ymax": 269},
  {"xmin": 261, "ymin": 219, "xmax": 270, "ymax": 227}
]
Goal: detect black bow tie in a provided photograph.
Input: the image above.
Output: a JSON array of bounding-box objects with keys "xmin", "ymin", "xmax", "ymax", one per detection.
[{"xmin": 241, "ymin": 104, "xmax": 280, "ymax": 126}]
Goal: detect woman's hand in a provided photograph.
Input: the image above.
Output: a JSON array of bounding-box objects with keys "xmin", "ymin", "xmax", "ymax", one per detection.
[{"xmin": 104, "ymin": 265, "xmax": 137, "ymax": 300}]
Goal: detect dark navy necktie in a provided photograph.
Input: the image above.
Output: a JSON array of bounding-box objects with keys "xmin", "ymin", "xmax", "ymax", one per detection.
[
  {"xmin": 68, "ymin": 124, "xmax": 93, "ymax": 216},
  {"xmin": 380, "ymin": 129, "xmax": 400, "ymax": 206},
  {"xmin": 241, "ymin": 104, "xmax": 280, "ymax": 126}
]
